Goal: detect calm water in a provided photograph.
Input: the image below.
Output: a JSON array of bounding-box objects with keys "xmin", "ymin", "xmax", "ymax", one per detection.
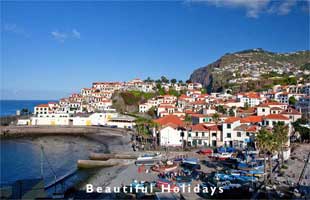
[
  {"xmin": 0, "ymin": 100, "xmax": 54, "ymax": 117},
  {"xmin": 0, "ymin": 136, "xmax": 107, "ymax": 188}
]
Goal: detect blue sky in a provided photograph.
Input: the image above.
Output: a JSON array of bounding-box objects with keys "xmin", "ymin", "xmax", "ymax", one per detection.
[{"xmin": 1, "ymin": 0, "xmax": 309, "ymax": 100}]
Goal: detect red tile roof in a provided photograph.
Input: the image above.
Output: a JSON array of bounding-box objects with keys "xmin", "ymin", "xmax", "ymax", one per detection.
[
  {"xmin": 224, "ymin": 117, "xmax": 240, "ymax": 123},
  {"xmin": 36, "ymin": 104, "xmax": 49, "ymax": 108},
  {"xmin": 191, "ymin": 124, "xmax": 220, "ymax": 131},
  {"xmin": 246, "ymin": 126, "xmax": 258, "ymax": 132},
  {"xmin": 280, "ymin": 108, "xmax": 301, "ymax": 115},
  {"xmin": 265, "ymin": 114, "xmax": 289, "ymax": 120},
  {"xmin": 154, "ymin": 115, "xmax": 184, "ymax": 127},
  {"xmin": 240, "ymin": 116, "xmax": 263, "ymax": 123}
]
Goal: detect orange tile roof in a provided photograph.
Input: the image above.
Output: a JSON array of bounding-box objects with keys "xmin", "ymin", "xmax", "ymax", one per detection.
[
  {"xmin": 280, "ymin": 108, "xmax": 301, "ymax": 115},
  {"xmin": 246, "ymin": 126, "xmax": 257, "ymax": 132},
  {"xmin": 260, "ymin": 101, "xmax": 286, "ymax": 107},
  {"xmin": 224, "ymin": 117, "xmax": 240, "ymax": 123},
  {"xmin": 191, "ymin": 123, "xmax": 209, "ymax": 131},
  {"xmin": 240, "ymin": 116, "xmax": 263, "ymax": 123},
  {"xmin": 36, "ymin": 104, "xmax": 49, "ymax": 108},
  {"xmin": 244, "ymin": 92, "xmax": 260, "ymax": 98},
  {"xmin": 154, "ymin": 115, "xmax": 184, "ymax": 127},
  {"xmin": 264, "ymin": 114, "xmax": 289, "ymax": 120}
]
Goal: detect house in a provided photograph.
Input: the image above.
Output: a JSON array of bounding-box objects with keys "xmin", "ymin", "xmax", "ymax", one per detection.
[
  {"xmin": 106, "ymin": 115, "xmax": 136, "ymax": 128},
  {"xmin": 295, "ymin": 96, "xmax": 310, "ymax": 118},
  {"xmin": 191, "ymin": 114, "xmax": 213, "ymax": 125},
  {"xmin": 139, "ymin": 103, "xmax": 152, "ymax": 113},
  {"xmin": 187, "ymin": 124, "xmax": 221, "ymax": 147},
  {"xmin": 34, "ymin": 104, "xmax": 49, "ymax": 115},
  {"xmin": 237, "ymin": 92, "xmax": 263, "ymax": 107},
  {"xmin": 154, "ymin": 115, "xmax": 186, "ymax": 147},
  {"xmin": 280, "ymin": 108, "xmax": 302, "ymax": 123},
  {"xmin": 222, "ymin": 117, "xmax": 241, "ymax": 147},
  {"xmin": 262, "ymin": 114, "xmax": 290, "ymax": 128},
  {"xmin": 157, "ymin": 104, "xmax": 176, "ymax": 117}
]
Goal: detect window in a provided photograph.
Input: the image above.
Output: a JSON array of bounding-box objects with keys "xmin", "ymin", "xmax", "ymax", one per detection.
[
  {"xmin": 188, "ymin": 133, "xmax": 191, "ymax": 137},
  {"xmin": 227, "ymin": 124, "xmax": 231, "ymax": 129},
  {"xmin": 237, "ymin": 132, "xmax": 241, "ymax": 137},
  {"xmin": 266, "ymin": 121, "xmax": 269, "ymax": 125},
  {"xmin": 246, "ymin": 132, "xmax": 250, "ymax": 136},
  {"xmin": 227, "ymin": 133, "xmax": 231, "ymax": 138},
  {"xmin": 272, "ymin": 121, "xmax": 276, "ymax": 125},
  {"xmin": 212, "ymin": 132, "xmax": 217, "ymax": 137},
  {"xmin": 202, "ymin": 132, "xmax": 205, "ymax": 137},
  {"xmin": 262, "ymin": 108, "xmax": 265, "ymax": 112},
  {"xmin": 196, "ymin": 132, "xmax": 198, "ymax": 137}
]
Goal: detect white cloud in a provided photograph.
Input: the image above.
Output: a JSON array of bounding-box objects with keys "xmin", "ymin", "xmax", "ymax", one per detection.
[
  {"xmin": 72, "ymin": 29, "xmax": 81, "ymax": 39},
  {"xmin": 277, "ymin": 0, "xmax": 296, "ymax": 15},
  {"xmin": 186, "ymin": 0, "xmax": 301, "ymax": 18},
  {"xmin": 205, "ymin": 0, "xmax": 270, "ymax": 18},
  {"xmin": 2, "ymin": 23, "xmax": 29, "ymax": 37},
  {"xmin": 51, "ymin": 29, "xmax": 81, "ymax": 42},
  {"xmin": 51, "ymin": 31, "xmax": 67, "ymax": 42}
]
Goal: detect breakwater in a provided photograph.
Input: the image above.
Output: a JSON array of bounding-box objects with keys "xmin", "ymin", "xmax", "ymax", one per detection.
[{"xmin": 0, "ymin": 125, "xmax": 129, "ymax": 138}]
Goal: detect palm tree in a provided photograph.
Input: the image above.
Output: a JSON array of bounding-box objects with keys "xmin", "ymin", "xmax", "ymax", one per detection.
[
  {"xmin": 273, "ymin": 122, "xmax": 289, "ymax": 167},
  {"xmin": 256, "ymin": 128, "xmax": 270, "ymax": 184},
  {"xmin": 212, "ymin": 113, "xmax": 220, "ymax": 147}
]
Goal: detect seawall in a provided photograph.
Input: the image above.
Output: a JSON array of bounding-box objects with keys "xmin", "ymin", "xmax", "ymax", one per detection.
[{"xmin": 0, "ymin": 125, "xmax": 130, "ymax": 138}]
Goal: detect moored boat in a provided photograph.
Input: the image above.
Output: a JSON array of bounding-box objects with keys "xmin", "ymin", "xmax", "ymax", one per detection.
[{"xmin": 137, "ymin": 152, "xmax": 161, "ymax": 161}]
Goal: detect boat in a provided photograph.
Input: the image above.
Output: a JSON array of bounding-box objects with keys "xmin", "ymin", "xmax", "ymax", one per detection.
[
  {"xmin": 198, "ymin": 148, "xmax": 213, "ymax": 155},
  {"xmin": 175, "ymin": 176, "xmax": 192, "ymax": 187},
  {"xmin": 156, "ymin": 179, "xmax": 179, "ymax": 192},
  {"xmin": 151, "ymin": 162, "xmax": 178, "ymax": 172},
  {"xmin": 137, "ymin": 152, "xmax": 161, "ymax": 161},
  {"xmin": 182, "ymin": 158, "xmax": 199, "ymax": 165},
  {"xmin": 218, "ymin": 152, "xmax": 233, "ymax": 160}
]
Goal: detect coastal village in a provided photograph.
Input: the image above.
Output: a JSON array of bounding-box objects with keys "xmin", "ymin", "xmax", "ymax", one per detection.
[
  {"xmin": 17, "ymin": 78, "xmax": 308, "ymax": 148},
  {"xmin": 2, "ymin": 78, "xmax": 308, "ymax": 199}
]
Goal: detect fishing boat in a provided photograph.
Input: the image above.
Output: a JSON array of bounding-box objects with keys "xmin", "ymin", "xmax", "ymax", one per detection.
[
  {"xmin": 175, "ymin": 176, "xmax": 192, "ymax": 187},
  {"xmin": 198, "ymin": 148, "xmax": 213, "ymax": 155},
  {"xmin": 218, "ymin": 152, "xmax": 233, "ymax": 160},
  {"xmin": 182, "ymin": 158, "xmax": 199, "ymax": 165},
  {"xmin": 151, "ymin": 162, "xmax": 178, "ymax": 172},
  {"xmin": 137, "ymin": 152, "xmax": 161, "ymax": 161},
  {"xmin": 156, "ymin": 179, "xmax": 179, "ymax": 192}
]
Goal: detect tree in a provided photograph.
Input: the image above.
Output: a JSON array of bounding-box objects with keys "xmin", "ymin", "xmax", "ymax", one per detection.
[
  {"xmin": 170, "ymin": 79, "xmax": 177, "ymax": 84},
  {"xmin": 256, "ymin": 128, "xmax": 278, "ymax": 184},
  {"xmin": 161, "ymin": 76, "xmax": 169, "ymax": 84},
  {"xmin": 178, "ymin": 80, "xmax": 183, "ymax": 84},
  {"xmin": 145, "ymin": 77, "xmax": 153, "ymax": 83},
  {"xmin": 228, "ymin": 108, "xmax": 235, "ymax": 116},
  {"xmin": 288, "ymin": 96, "xmax": 297, "ymax": 106},
  {"xmin": 186, "ymin": 79, "xmax": 192, "ymax": 84},
  {"xmin": 201, "ymin": 88, "xmax": 207, "ymax": 94},
  {"xmin": 244, "ymin": 102, "xmax": 249, "ymax": 110},
  {"xmin": 212, "ymin": 113, "xmax": 220, "ymax": 125},
  {"xmin": 216, "ymin": 105, "xmax": 226, "ymax": 115},
  {"xmin": 273, "ymin": 122, "xmax": 289, "ymax": 167}
]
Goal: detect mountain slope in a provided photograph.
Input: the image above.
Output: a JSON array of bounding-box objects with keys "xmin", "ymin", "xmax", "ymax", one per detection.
[{"xmin": 190, "ymin": 48, "xmax": 310, "ymax": 93}]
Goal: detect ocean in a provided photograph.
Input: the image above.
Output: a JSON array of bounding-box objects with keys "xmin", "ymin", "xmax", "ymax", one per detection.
[
  {"xmin": 0, "ymin": 136, "xmax": 108, "ymax": 195},
  {"xmin": 0, "ymin": 100, "xmax": 54, "ymax": 117}
]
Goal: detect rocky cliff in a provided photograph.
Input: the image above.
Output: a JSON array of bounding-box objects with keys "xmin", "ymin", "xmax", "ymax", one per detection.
[{"xmin": 190, "ymin": 48, "xmax": 310, "ymax": 93}]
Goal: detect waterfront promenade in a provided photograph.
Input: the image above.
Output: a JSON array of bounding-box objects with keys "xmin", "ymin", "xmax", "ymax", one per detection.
[{"xmin": 0, "ymin": 125, "xmax": 130, "ymax": 138}]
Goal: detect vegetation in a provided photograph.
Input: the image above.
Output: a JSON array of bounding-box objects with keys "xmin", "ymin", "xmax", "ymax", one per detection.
[
  {"xmin": 273, "ymin": 122, "xmax": 289, "ymax": 167},
  {"xmin": 292, "ymin": 118, "xmax": 310, "ymax": 142},
  {"xmin": 256, "ymin": 123, "xmax": 289, "ymax": 185},
  {"xmin": 120, "ymin": 91, "xmax": 155, "ymax": 106},
  {"xmin": 288, "ymin": 96, "xmax": 297, "ymax": 106}
]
